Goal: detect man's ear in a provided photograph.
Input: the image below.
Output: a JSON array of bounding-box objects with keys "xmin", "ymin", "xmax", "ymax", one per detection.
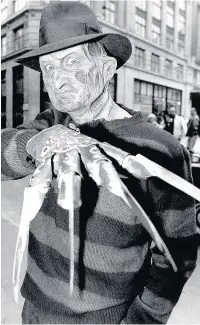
[{"xmin": 102, "ymin": 57, "xmax": 117, "ymax": 85}]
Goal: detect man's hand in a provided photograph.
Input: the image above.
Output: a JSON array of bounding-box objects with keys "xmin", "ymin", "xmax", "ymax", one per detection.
[
  {"xmin": 26, "ymin": 125, "xmax": 69, "ymax": 162},
  {"xmin": 26, "ymin": 124, "xmax": 97, "ymax": 163}
]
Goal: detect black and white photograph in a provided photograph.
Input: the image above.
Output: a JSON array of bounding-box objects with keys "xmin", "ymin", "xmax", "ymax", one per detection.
[{"xmin": 1, "ymin": 0, "xmax": 200, "ymax": 324}]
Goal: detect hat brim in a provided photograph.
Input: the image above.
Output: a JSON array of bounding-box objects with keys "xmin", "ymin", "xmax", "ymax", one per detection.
[{"xmin": 15, "ymin": 33, "xmax": 132, "ymax": 71}]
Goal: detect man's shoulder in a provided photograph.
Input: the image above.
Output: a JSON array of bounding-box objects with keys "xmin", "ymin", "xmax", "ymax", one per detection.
[
  {"xmin": 136, "ymin": 120, "xmax": 182, "ymax": 152},
  {"xmin": 175, "ymin": 114, "xmax": 185, "ymax": 122},
  {"xmin": 122, "ymin": 120, "xmax": 185, "ymax": 172}
]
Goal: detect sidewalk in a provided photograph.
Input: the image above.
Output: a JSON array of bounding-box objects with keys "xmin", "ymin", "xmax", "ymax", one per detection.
[{"xmin": 1, "ymin": 177, "xmax": 200, "ymax": 324}]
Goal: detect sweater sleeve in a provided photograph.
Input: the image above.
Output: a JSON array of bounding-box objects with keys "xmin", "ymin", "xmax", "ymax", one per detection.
[
  {"xmin": 1, "ymin": 109, "xmax": 54, "ymax": 181},
  {"xmin": 122, "ymin": 146, "xmax": 198, "ymax": 324}
]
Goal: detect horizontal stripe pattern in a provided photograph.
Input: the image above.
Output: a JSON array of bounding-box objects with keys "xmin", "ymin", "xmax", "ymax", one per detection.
[
  {"xmin": 39, "ymin": 186, "xmax": 149, "ymax": 248},
  {"xmin": 24, "ymin": 255, "xmax": 126, "ymax": 313},
  {"xmin": 21, "ymin": 278, "xmax": 129, "ymax": 323},
  {"xmin": 4, "ymin": 130, "xmax": 36, "ymax": 176},
  {"xmin": 30, "ymin": 212, "xmax": 149, "ymax": 273},
  {"xmin": 28, "ymin": 232, "xmax": 148, "ymax": 300}
]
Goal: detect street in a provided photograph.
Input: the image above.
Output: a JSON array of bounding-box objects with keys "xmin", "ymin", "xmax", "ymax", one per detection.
[{"xmin": 1, "ymin": 176, "xmax": 200, "ymax": 324}]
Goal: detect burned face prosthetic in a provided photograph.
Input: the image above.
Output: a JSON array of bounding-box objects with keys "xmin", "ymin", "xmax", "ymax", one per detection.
[{"xmin": 39, "ymin": 43, "xmax": 112, "ymax": 115}]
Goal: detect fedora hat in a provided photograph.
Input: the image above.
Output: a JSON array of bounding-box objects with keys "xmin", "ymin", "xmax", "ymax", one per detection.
[{"xmin": 15, "ymin": 1, "xmax": 132, "ymax": 71}]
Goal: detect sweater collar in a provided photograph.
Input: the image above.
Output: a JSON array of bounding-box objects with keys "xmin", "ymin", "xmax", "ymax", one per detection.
[
  {"xmin": 52, "ymin": 105, "xmax": 143, "ymax": 130},
  {"xmin": 79, "ymin": 106, "xmax": 143, "ymax": 132}
]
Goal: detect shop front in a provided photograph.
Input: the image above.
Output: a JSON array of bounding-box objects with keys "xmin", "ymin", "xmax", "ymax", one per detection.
[{"xmin": 134, "ymin": 79, "xmax": 182, "ymax": 119}]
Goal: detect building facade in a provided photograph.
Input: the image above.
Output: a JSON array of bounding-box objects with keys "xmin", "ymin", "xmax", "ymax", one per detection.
[{"xmin": 1, "ymin": 0, "xmax": 200, "ymax": 128}]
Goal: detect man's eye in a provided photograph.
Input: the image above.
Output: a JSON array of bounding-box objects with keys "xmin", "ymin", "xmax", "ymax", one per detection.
[
  {"xmin": 63, "ymin": 57, "xmax": 79, "ymax": 67},
  {"xmin": 44, "ymin": 64, "xmax": 54, "ymax": 72}
]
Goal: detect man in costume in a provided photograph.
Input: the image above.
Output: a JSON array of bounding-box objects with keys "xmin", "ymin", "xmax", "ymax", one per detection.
[{"xmin": 1, "ymin": 2, "xmax": 198, "ymax": 324}]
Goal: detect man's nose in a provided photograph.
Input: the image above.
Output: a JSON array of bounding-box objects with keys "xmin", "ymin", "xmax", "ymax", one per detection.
[{"xmin": 53, "ymin": 69, "xmax": 65, "ymax": 89}]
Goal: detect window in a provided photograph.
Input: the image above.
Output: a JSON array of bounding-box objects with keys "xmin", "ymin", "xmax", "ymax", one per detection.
[
  {"xmin": 152, "ymin": 0, "xmax": 161, "ymax": 20},
  {"xmin": 178, "ymin": 42, "xmax": 185, "ymax": 56},
  {"xmin": 135, "ymin": 15, "xmax": 146, "ymax": 38},
  {"xmin": 135, "ymin": 47, "xmax": 145, "ymax": 67},
  {"xmin": 154, "ymin": 85, "xmax": 166, "ymax": 99},
  {"xmin": 176, "ymin": 64, "xmax": 183, "ymax": 79},
  {"xmin": 102, "ymin": 1, "xmax": 116, "ymax": 24},
  {"xmin": 13, "ymin": 0, "xmax": 26, "ymax": 13},
  {"xmin": 134, "ymin": 79, "xmax": 153, "ymax": 114},
  {"xmin": 165, "ymin": 59, "xmax": 172, "ymax": 77},
  {"xmin": 135, "ymin": 0, "xmax": 146, "ymax": 11},
  {"xmin": 1, "ymin": 70, "xmax": 6, "ymax": 129},
  {"xmin": 167, "ymin": 88, "xmax": 182, "ymax": 113},
  {"xmin": 13, "ymin": 66, "xmax": 24, "ymax": 127},
  {"xmin": 166, "ymin": 6, "xmax": 174, "ymax": 28},
  {"xmin": 178, "ymin": 15, "xmax": 185, "ymax": 34},
  {"xmin": 134, "ymin": 79, "xmax": 182, "ymax": 115},
  {"xmin": 1, "ymin": 36, "xmax": 6, "ymax": 56},
  {"xmin": 153, "ymin": 85, "xmax": 167, "ymax": 114},
  {"xmin": 152, "ymin": 24, "xmax": 161, "ymax": 44},
  {"xmin": 14, "ymin": 26, "xmax": 24, "ymax": 51},
  {"xmin": 151, "ymin": 54, "xmax": 160, "ymax": 73},
  {"xmin": 1, "ymin": 0, "xmax": 8, "ymax": 22},
  {"xmin": 166, "ymin": 35, "xmax": 174, "ymax": 50}
]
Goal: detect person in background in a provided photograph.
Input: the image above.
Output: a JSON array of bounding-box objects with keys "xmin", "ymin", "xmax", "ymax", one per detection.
[
  {"xmin": 186, "ymin": 107, "xmax": 200, "ymax": 153},
  {"xmin": 157, "ymin": 113, "xmax": 165, "ymax": 129},
  {"xmin": 164, "ymin": 106, "xmax": 187, "ymax": 141},
  {"xmin": 147, "ymin": 113, "xmax": 164, "ymax": 128}
]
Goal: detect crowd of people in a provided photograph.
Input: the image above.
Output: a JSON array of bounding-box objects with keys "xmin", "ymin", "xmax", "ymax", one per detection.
[{"xmin": 147, "ymin": 106, "xmax": 200, "ymax": 160}]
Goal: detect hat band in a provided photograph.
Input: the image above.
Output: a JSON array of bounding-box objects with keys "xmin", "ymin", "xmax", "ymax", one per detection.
[{"xmin": 39, "ymin": 20, "xmax": 101, "ymax": 47}]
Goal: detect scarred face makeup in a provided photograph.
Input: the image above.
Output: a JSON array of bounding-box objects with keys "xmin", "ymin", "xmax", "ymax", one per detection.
[{"xmin": 39, "ymin": 44, "xmax": 106, "ymax": 114}]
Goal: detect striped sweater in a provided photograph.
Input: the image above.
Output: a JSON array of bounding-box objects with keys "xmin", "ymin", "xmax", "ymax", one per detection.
[{"xmin": 1, "ymin": 108, "xmax": 198, "ymax": 324}]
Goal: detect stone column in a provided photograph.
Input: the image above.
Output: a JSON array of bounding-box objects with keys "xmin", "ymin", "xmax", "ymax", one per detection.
[
  {"xmin": 24, "ymin": 67, "xmax": 40, "ymax": 123},
  {"xmin": 125, "ymin": 1, "xmax": 135, "ymax": 32},
  {"xmin": 161, "ymin": 0, "xmax": 166, "ymax": 47},
  {"xmin": 7, "ymin": 0, "xmax": 14, "ymax": 16},
  {"xmin": 27, "ymin": 11, "xmax": 40, "ymax": 48},
  {"xmin": 160, "ymin": 56, "xmax": 166, "ymax": 76},
  {"xmin": 174, "ymin": 0, "xmax": 179, "ymax": 53},
  {"xmin": 116, "ymin": 67, "xmax": 125, "ymax": 104},
  {"xmin": 146, "ymin": 50, "xmax": 152, "ymax": 71},
  {"xmin": 6, "ymin": 66, "xmax": 13, "ymax": 128},
  {"xmin": 116, "ymin": 1, "xmax": 125, "ymax": 28},
  {"xmin": 123, "ymin": 66, "xmax": 134, "ymax": 109},
  {"xmin": 185, "ymin": 0, "xmax": 192, "ymax": 58},
  {"xmin": 172, "ymin": 60, "xmax": 177, "ymax": 80},
  {"xmin": 183, "ymin": 84, "xmax": 192, "ymax": 120},
  {"xmin": 6, "ymin": 25, "xmax": 14, "ymax": 56},
  {"xmin": 146, "ymin": 0, "xmax": 152, "ymax": 40}
]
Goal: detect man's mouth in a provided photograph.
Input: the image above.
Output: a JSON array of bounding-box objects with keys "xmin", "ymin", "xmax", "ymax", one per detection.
[{"xmin": 56, "ymin": 85, "xmax": 75, "ymax": 95}]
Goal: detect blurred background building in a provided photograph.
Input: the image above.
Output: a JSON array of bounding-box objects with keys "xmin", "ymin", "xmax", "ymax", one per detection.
[{"xmin": 1, "ymin": 0, "xmax": 200, "ymax": 128}]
